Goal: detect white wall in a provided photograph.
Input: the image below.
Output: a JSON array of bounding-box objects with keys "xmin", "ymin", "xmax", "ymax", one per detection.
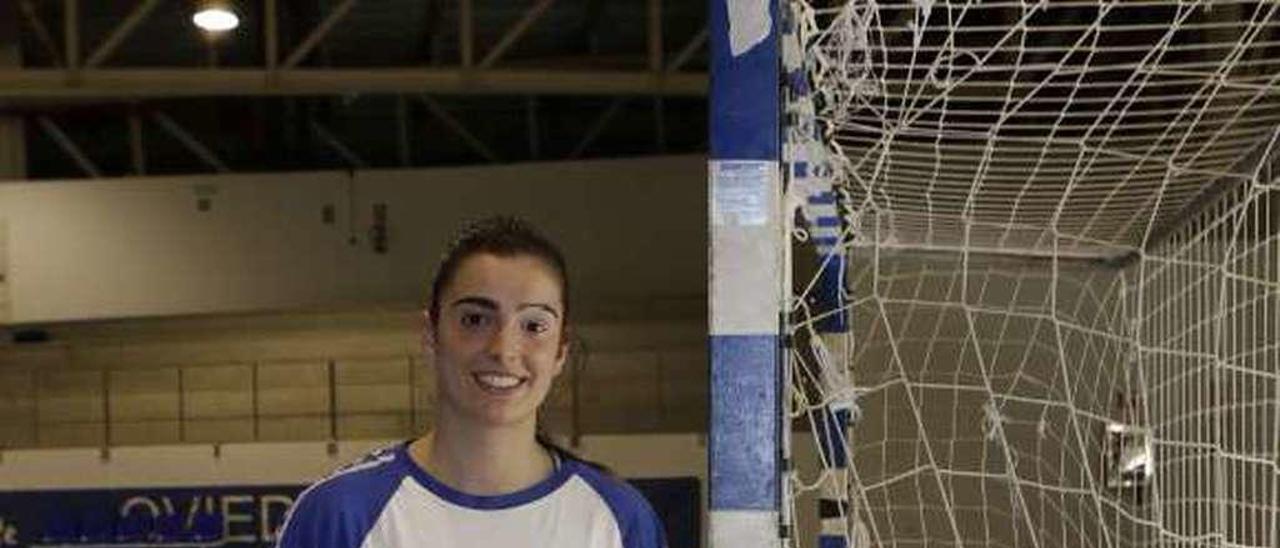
[{"xmin": 0, "ymin": 156, "xmax": 706, "ymax": 324}]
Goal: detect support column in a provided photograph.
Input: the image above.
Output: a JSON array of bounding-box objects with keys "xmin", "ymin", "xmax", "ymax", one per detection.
[
  {"xmin": 0, "ymin": 114, "xmax": 24, "ymax": 181},
  {"xmin": 708, "ymin": 1, "xmax": 783, "ymax": 547},
  {"xmin": 0, "ymin": 12, "xmax": 25, "ymax": 181}
]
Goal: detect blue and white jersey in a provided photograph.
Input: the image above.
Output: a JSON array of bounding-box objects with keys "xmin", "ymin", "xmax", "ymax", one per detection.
[{"xmin": 276, "ymin": 442, "xmax": 667, "ymax": 548}]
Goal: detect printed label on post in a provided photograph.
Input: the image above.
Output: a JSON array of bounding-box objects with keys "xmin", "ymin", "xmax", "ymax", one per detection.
[{"xmin": 712, "ymin": 161, "xmax": 774, "ymax": 227}]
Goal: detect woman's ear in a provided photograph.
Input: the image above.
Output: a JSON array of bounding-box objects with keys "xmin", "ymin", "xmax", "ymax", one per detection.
[
  {"xmin": 553, "ymin": 330, "xmax": 571, "ymax": 376},
  {"xmin": 420, "ymin": 309, "xmax": 437, "ymax": 357}
]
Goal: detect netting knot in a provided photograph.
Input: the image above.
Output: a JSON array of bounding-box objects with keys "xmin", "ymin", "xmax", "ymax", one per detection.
[
  {"xmin": 831, "ymin": 387, "xmax": 862, "ymax": 424},
  {"xmin": 982, "ymin": 401, "xmax": 1005, "ymax": 442}
]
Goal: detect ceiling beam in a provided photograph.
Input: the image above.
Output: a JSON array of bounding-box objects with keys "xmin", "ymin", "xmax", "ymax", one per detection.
[
  {"xmin": 480, "ymin": 0, "xmax": 556, "ymax": 69},
  {"xmin": 18, "ymin": 0, "xmax": 63, "ymax": 67},
  {"xmin": 152, "ymin": 111, "xmax": 230, "ymax": 173},
  {"xmin": 0, "ymin": 69, "xmax": 707, "ymax": 100},
  {"xmin": 395, "ymin": 95, "xmax": 411, "ymax": 166},
  {"xmin": 570, "ymin": 97, "xmax": 626, "ymax": 159},
  {"xmin": 652, "ymin": 96, "xmax": 666, "ymax": 152},
  {"xmin": 63, "ymin": 0, "xmax": 78, "ymax": 70},
  {"xmin": 36, "ymin": 115, "xmax": 101, "ymax": 177},
  {"xmin": 647, "ymin": 0, "xmax": 662, "ymax": 73},
  {"xmin": 84, "ymin": 0, "xmax": 162, "ymax": 68},
  {"xmin": 418, "ymin": 96, "xmax": 500, "ymax": 164},
  {"xmin": 311, "ymin": 119, "xmax": 367, "ymax": 169},
  {"xmin": 576, "ymin": 0, "xmax": 607, "ymax": 54},
  {"xmin": 128, "ymin": 109, "xmax": 145, "ymax": 175},
  {"xmin": 281, "ymin": 0, "xmax": 359, "ymax": 70},
  {"xmin": 265, "ymin": 0, "xmax": 279, "ymax": 70},
  {"xmin": 459, "ymin": 0, "xmax": 473, "ymax": 68},
  {"xmin": 668, "ymin": 27, "xmax": 707, "ymax": 73},
  {"xmin": 526, "ymin": 96, "xmax": 539, "ymax": 160}
]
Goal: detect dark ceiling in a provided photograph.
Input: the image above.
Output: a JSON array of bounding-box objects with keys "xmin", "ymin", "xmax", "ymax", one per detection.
[{"xmin": 3, "ymin": 0, "xmax": 710, "ymax": 179}]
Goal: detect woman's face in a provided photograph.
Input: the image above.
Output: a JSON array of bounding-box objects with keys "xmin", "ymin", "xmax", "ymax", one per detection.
[{"xmin": 426, "ymin": 252, "xmax": 567, "ymax": 429}]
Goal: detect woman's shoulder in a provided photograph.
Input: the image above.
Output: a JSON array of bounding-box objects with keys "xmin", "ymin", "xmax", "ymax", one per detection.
[
  {"xmin": 275, "ymin": 444, "xmax": 409, "ymax": 547},
  {"xmin": 568, "ymin": 461, "xmax": 643, "ymax": 503},
  {"xmin": 298, "ymin": 444, "xmax": 406, "ymax": 505},
  {"xmin": 565, "ymin": 460, "xmax": 666, "ymax": 547}
]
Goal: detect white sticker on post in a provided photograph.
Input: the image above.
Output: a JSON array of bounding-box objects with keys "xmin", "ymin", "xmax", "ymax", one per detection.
[
  {"xmin": 727, "ymin": 0, "xmax": 772, "ymax": 57},
  {"xmin": 712, "ymin": 161, "xmax": 774, "ymax": 227}
]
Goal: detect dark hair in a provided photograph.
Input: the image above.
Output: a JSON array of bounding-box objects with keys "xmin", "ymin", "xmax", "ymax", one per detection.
[
  {"xmin": 428, "ymin": 216, "xmax": 570, "ymax": 333},
  {"xmin": 427, "ymin": 215, "xmax": 607, "ymax": 472}
]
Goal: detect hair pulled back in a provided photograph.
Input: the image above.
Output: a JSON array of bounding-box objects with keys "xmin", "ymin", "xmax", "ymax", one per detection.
[{"xmin": 428, "ymin": 215, "xmax": 570, "ymax": 333}]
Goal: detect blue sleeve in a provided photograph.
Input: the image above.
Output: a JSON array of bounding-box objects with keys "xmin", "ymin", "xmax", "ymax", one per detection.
[
  {"xmin": 274, "ymin": 450, "xmax": 405, "ymax": 548},
  {"xmin": 575, "ymin": 465, "xmax": 668, "ymax": 548},
  {"xmin": 622, "ymin": 494, "xmax": 668, "ymax": 548},
  {"xmin": 274, "ymin": 484, "xmax": 368, "ymax": 548}
]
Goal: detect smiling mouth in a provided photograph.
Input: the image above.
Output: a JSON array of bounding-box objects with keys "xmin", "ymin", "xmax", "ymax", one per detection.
[{"xmin": 472, "ymin": 372, "xmax": 528, "ymax": 394}]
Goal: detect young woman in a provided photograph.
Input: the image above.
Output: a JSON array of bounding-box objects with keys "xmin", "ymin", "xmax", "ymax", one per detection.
[{"xmin": 277, "ymin": 216, "xmax": 667, "ymax": 548}]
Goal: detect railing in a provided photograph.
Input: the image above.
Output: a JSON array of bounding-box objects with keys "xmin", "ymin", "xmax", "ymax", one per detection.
[{"xmin": 0, "ymin": 343, "xmax": 708, "ymax": 451}]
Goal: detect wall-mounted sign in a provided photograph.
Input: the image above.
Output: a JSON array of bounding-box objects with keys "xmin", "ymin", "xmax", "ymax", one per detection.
[
  {"xmin": 0, "ymin": 478, "xmax": 699, "ymax": 547},
  {"xmin": 0, "ymin": 485, "xmax": 301, "ymax": 547}
]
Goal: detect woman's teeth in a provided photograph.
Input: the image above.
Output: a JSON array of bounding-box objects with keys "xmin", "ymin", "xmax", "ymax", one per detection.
[{"xmin": 474, "ymin": 372, "xmax": 525, "ymax": 390}]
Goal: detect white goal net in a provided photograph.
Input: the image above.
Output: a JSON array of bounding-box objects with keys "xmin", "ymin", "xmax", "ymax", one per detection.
[{"xmin": 781, "ymin": 2, "xmax": 1280, "ymax": 548}]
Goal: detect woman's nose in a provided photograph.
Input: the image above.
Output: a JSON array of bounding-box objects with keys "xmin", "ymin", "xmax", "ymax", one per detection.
[{"xmin": 486, "ymin": 321, "xmax": 521, "ymax": 360}]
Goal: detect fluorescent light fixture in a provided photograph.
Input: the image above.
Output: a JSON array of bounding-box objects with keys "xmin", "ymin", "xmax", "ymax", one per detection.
[{"xmin": 193, "ymin": 7, "xmax": 239, "ymax": 32}]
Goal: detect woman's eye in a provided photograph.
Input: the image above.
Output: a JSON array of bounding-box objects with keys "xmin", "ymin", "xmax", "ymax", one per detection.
[
  {"xmin": 523, "ymin": 320, "xmax": 549, "ymax": 334},
  {"xmin": 460, "ymin": 313, "xmax": 489, "ymax": 328}
]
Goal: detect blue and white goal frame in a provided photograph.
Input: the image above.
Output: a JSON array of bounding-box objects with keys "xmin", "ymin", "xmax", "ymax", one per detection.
[{"xmin": 708, "ymin": 0, "xmax": 784, "ymax": 546}]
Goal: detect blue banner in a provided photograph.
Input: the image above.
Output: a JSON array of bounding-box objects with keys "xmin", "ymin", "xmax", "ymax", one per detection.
[
  {"xmin": 0, "ymin": 478, "xmax": 700, "ymax": 547},
  {"xmin": 0, "ymin": 485, "xmax": 302, "ymax": 547}
]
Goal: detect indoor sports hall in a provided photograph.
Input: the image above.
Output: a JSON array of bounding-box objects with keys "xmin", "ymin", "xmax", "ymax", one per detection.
[{"xmin": 1, "ymin": 2, "xmax": 1278, "ymax": 548}]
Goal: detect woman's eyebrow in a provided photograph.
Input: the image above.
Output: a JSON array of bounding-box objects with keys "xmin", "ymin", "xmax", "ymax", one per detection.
[
  {"xmin": 451, "ymin": 296, "xmax": 498, "ymax": 310},
  {"xmin": 518, "ymin": 303, "xmax": 560, "ymax": 318},
  {"xmin": 452, "ymin": 297, "xmax": 558, "ymax": 318}
]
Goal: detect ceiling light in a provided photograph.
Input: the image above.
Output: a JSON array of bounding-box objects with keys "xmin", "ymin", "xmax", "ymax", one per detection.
[{"xmin": 193, "ymin": 6, "xmax": 239, "ymax": 32}]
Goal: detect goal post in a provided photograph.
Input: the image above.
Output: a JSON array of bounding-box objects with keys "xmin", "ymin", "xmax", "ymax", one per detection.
[{"xmin": 708, "ymin": 1, "xmax": 786, "ymax": 548}]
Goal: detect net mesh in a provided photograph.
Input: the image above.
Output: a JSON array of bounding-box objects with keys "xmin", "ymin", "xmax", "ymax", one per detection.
[{"xmin": 781, "ymin": 1, "xmax": 1280, "ymax": 547}]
